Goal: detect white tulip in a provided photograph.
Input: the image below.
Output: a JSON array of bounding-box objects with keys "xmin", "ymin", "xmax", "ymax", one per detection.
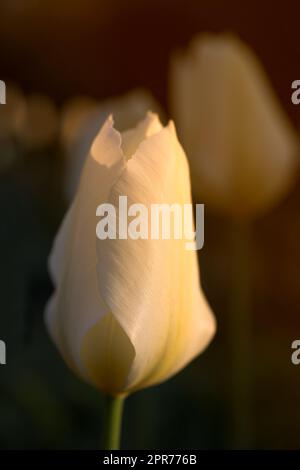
[
  {"xmin": 170, "ymin": 33, "xmax": 299, "ymax": 218},
  {"xmin": 45, "ymin": 113, "xmax": 215, "ymax": 396}
]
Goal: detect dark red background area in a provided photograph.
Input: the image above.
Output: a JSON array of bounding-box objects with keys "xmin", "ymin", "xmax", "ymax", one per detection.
[{"xmin": 0, "ymin": 0, "xmax": 299, "ymax": 122}]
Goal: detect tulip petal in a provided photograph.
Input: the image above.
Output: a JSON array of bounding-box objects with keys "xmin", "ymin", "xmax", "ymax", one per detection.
[
  {"xmin": 46, "ymin": 117, "xmax": 130, "ymax": 383},
  {"xmin": 96, "ymin": 118, "xmax": 215, "ymax": 392}
]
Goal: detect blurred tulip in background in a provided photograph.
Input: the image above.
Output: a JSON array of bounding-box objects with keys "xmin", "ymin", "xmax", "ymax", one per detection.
[
  {"xmin": 46, "ymin": 113, "xmax": 216, "ymax": 398},
  {"xmin": 170, "ymin": 33, "xmax": 299, "ymax": 218}
]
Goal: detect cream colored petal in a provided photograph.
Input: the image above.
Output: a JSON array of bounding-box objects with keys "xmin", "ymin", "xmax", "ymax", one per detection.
[
  {"xmin": 96, "ymin": 119, "xmax": 216, "ymax": 392},
  {"xmin": 78, "ymin": 113, "xmax": 167, "ymax": 395},
  {"xmin": 63, "ymin": 90, "xmax": 164, "ymax": 203},
  {"xmin": 46, "ymin": 117, "xmax": 133, "ymax": 386}
]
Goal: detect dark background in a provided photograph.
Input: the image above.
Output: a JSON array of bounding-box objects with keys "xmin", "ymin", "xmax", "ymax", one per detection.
[{"xmin": 0, "ymin": 0, "xmax": 300, "ymax": 449}]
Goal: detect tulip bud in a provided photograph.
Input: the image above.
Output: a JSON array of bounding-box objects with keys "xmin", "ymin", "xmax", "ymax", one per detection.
[
  {"xmin": 45, "ymin": 113, "xmax": 215, "ymax": 396},
  {"xmin": 170, "ymin": 33, "xmax": 299, "ymax": 218}
]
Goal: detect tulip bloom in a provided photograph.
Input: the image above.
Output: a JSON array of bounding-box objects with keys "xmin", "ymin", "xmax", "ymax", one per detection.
[
  {"xmin": 170, "ymin": 33, "xmax": 299, "ymax": 218},
  {"xmin": 45, "ymin": 113, "xmax": 215, "ymax": 396}
]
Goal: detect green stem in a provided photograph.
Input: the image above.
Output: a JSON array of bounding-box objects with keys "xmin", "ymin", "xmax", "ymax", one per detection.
[
  {"xmin": 230, "ymin": 220, "xmax": 253, "ymax": 449},
  {"xmin": 103, "ymin": 395, "xmax": 125, "ymax": 450}
]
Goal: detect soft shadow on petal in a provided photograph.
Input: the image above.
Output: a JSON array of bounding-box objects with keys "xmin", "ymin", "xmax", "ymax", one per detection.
[{"xmin": 81, "ymin": 313, "xmax": 135, "ymax": 395}]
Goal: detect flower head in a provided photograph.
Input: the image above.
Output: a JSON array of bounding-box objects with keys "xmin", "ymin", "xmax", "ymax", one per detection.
[{"xmin": 46, "ymin": 113, "xmax": 215, "ymax": 395}]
